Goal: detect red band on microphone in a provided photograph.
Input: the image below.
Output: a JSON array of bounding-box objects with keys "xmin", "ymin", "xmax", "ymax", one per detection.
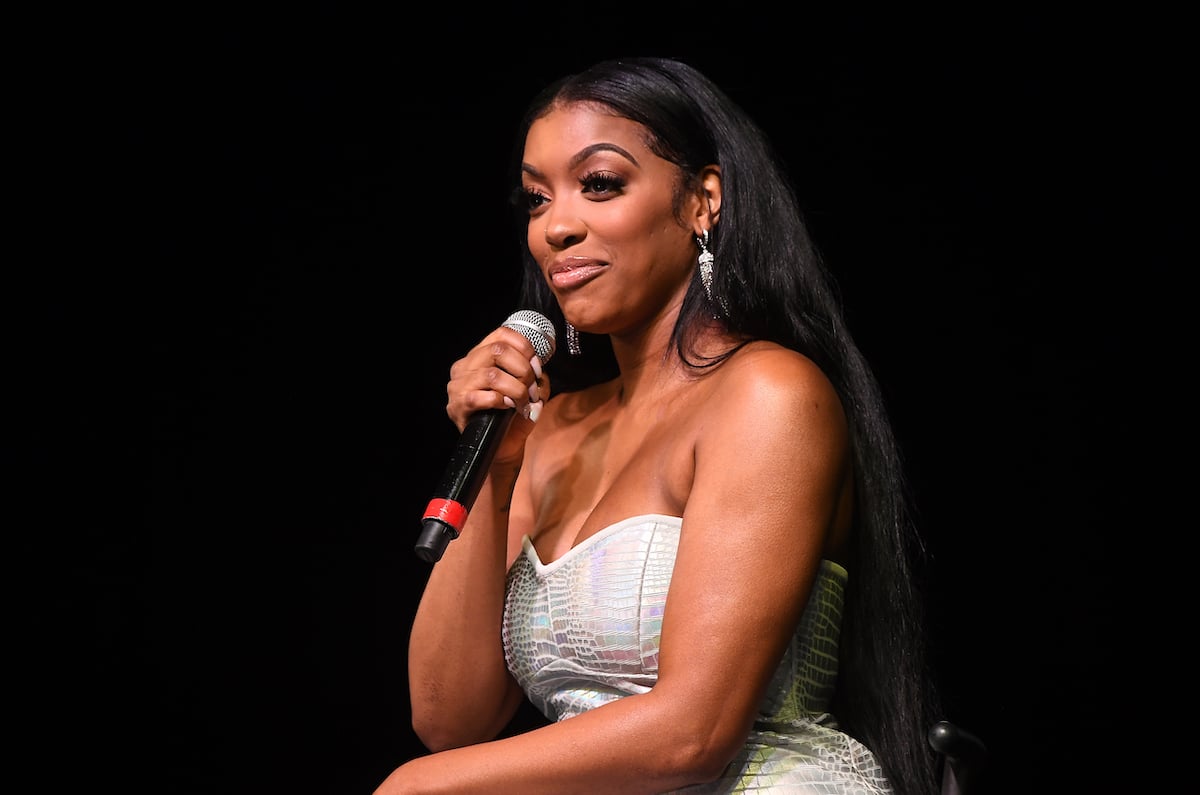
[{"xmin": 423, "ymin": 498, "xmax": 468, "ymax": 533}]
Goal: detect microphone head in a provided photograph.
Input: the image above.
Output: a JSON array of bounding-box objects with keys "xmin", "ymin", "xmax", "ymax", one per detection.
[{"xmin": 503, "ymin": 310, "xmax": 557, "ymax": 365}]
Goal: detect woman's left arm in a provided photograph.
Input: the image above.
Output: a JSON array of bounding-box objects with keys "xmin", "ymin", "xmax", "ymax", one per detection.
[{"xmin": 373, "ymin": 349, "xmax": 850, "ymax": 794}]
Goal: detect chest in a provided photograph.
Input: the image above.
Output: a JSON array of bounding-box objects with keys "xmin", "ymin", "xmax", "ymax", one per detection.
[{"xmin": 525, "ymin": 387, "xmax": 708, "ymax": 562}]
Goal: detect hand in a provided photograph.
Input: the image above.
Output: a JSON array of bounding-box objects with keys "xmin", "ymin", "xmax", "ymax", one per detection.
[{"xmin": 445, "ymin": 324, "xmax": 550, "ymax": 464}]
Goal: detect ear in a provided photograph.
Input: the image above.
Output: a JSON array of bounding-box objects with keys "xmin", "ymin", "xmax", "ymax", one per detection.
[{"xmin": 691, "ymin": 165, "xmax": 722, "ymax": 235}]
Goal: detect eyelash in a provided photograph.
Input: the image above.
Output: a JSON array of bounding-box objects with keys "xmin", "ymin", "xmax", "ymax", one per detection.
[
  {"xmin": 516, "ymin": 171, "xmax": 627, "ymax": 214},
  {"xmin": 579, "ymin": 170, "xmax": 625, "ymax": 196}
]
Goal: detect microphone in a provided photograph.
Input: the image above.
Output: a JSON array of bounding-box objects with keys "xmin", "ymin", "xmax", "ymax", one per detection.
[{"xmin": 414, "ymin": 310, "xmax": 557, "ymax": 563}]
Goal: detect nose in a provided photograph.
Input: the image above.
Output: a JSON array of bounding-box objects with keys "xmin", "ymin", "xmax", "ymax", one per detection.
[{"xmin": 542, "ymin": 200, "xmax": 586, "ymax": 249}]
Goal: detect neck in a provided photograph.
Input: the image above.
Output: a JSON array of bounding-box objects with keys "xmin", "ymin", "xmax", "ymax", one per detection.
[{"xmin": 608, "ymin": 315, "xmax": 732, "ymax": 406}]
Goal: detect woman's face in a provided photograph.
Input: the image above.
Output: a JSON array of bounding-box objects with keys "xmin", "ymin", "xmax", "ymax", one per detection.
[{"xmin": 520, "ymin": 102, "xmax": 700, "ymax": 337}]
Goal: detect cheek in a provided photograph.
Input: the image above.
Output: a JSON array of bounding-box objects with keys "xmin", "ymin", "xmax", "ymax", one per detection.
[
  {"xmin": 605, "ymin": 204, "xmax": 683, "ymax": 252},
  {"xmin": 643, "ymin": 217, "xmax": 695, "ymax": 268},
  {"xmin": 526, "ymin": 223, "xmax": 549, "ymax": 261}
]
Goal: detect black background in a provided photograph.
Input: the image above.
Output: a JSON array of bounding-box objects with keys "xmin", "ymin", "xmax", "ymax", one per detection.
[{"xmin": 23, "ymin": 6, "xmax": 1179, "ymax": 793}]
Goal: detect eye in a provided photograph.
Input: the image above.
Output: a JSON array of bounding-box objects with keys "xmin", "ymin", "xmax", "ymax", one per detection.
[
  {"xmin": 580, "ymin": 171, "xmax": 625, "ymax": 198},
  {"xmin": 513, "ymin": 186, "xmax": 551, "ymax": 215}
]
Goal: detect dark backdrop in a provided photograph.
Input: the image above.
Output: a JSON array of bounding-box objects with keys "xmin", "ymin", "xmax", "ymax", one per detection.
[{"xmin": 25, "ymin": 7, "xmax": 1177, "ymax": 793}]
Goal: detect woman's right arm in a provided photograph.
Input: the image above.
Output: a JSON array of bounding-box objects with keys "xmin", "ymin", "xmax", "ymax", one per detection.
[{"xmin": 406, "ymin": 324, "xmax": 547, "ymax": 751}]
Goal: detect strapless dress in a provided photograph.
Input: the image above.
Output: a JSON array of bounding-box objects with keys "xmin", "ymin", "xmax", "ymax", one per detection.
[{"xmin": 502, "ymin": 514, "xmax": 891, "ymax": 793}]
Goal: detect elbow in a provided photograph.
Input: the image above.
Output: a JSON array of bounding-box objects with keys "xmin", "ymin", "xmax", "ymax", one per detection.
[
  {"xmin": 412, "ymin": 720, "xmax": 478, "ymax": 754},
  {"xmin": 411, "ymin": 707, "xmax": 488, "ymax": 753},
  {"xmin": 639, "ymin": 688, "xmax": 751, "ymax": 786},
  {"xmin": 411, "ymin": 694, "xmax": 517, "ymax": 753},
  {"xmin": 414, "ymin": 732, "xmax": 462, "ymax": 755},
  {"xmin": 689, "ymin": 743, "xmax": 744, "ymax": 785},
  {"xmin": 411, "ymin": 717, "xmax": 455, "ymax": 754},
  {"xmin": 661, "ymin": 724, "xmax": 746, "ymax": 786}
]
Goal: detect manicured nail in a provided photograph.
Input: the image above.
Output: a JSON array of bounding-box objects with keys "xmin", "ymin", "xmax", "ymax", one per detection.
[
  {"xmin": 529, "ymin": 382, "xmax": 539, "ymax": 402},
  {"xmin": 503, "ymin": 396, "xmax": 516, "ymax": 409},
  {"xmin": 526, "ymin": 401, "xmax": 542, "ymax": 422},
  {"xmin": 530, "ymin": 356, "xmax": 543, "ymax": 379}
]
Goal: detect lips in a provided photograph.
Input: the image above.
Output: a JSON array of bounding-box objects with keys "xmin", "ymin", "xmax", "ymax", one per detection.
[{"xmin": 548, "ymin": 260, "xmax": 606, "ymax": 289}]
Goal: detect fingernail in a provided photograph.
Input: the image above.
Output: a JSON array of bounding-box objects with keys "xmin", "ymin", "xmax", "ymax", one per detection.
[
  {"xmin": 503, "ymin": 396, "xmax": 516, "ymax": 409},
  {"xmin": 529, "ymin": 382, "xmax": 539, "ymax": 402},
  {"xmin": 526, "ymin": 401, "xmax": 542, "ymax": 422},
  {"xmin": 530, "ymin": 356, "xmax": 543, "ymax": 379}
]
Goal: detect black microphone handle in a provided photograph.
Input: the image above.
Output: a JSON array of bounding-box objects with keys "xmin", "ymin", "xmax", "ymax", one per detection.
[
  {"xmin": 414, "ymin": 407, "xmax": 515, "ymax": 563},
  {"xmin": 414, "ymin": 309, "xmax": 555, "ymax": 563}
]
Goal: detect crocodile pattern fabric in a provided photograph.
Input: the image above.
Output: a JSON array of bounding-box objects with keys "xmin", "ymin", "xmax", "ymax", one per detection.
[{"xmin": 502, "ymin": 514, "xmax": 892, "ymax": 793}]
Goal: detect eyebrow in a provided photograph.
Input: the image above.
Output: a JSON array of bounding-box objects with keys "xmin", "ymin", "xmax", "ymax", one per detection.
[{"xmin": 522, "ymin": 142, "xmax": 641, "ymax": 179}]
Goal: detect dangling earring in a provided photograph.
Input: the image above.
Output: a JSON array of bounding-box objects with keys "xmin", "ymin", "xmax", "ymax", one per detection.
[
  {"xmin": 696, "ymin": 229, "xmax": 715, "ymax": 302},
  {"xmin": 565, "ymin": 321, "xmax": 581, "ymax": 356},
  {"xmin": 696, "ymin": 229, "xmax": 729, "ymax": 317}
]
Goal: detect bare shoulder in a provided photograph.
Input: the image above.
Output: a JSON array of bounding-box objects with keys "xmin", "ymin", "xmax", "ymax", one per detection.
[
  {"xmin": 698, "ymin": 342, "xmax": 849, "ymax": 461},
  {"xmin": 696, "ymin": 338, "xmax": 854, "ymax": 506},
  {"xmin": 713, "ymin": 342, "xmax": 843, "ymax": 416}
]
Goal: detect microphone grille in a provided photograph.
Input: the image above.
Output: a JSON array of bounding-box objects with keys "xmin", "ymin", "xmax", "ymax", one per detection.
[{"xmin": 503, "ymin": 310, "xmax": 557, "ymax": 365}]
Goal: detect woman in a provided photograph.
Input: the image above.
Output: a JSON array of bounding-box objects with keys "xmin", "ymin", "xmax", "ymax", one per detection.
[{"xmin": 375, "ymin": 56, "xmax": 941, "ymax": 794}]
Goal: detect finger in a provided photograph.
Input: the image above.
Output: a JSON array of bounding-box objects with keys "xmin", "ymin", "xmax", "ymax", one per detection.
[
  {"xmin": 485, "ymin": 342, "xmax": 536, "ymax": 383},
  {"xmin": 445, "ymin": 324, "xmax": 546, "ymax": 428},
  {"xmin": 521, "ymin": 400, "xmax": 543, "ymax": 422},
  {"xmin": 446, "ymin": 357, "xmax": 533, "ymax": 426},
  {"xmin": 496, "ymin": 325, "xmax": 539, "ymax": 364}
]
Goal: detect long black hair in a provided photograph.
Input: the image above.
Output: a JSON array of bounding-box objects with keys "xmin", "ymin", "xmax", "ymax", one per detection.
[{"xmin": 509, "ymin": 56, "xmax": 942, "ymax": 795}]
